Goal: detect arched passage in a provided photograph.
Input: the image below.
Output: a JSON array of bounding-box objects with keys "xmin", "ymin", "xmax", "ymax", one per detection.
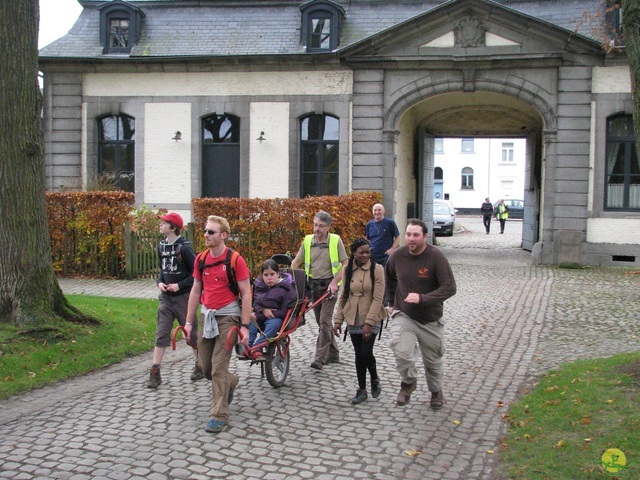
[{"xmin": 385, "ymin": 89, "xmax": 549, "ymax": 251}]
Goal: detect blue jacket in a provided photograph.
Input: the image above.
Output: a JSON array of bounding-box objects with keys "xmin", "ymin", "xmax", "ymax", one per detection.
[{"xmin": 253, "ymin": 272, "xmax": 298, "ymax": 322}]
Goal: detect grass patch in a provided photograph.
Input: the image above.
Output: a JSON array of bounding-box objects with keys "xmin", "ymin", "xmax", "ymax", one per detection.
[
  {"xmin": 0, "ymin": 295, "xmax": 157, "ymax": 400},
  {"xmin": 501, "ymin": 351, "xmax": 640, "ymax": 479}
]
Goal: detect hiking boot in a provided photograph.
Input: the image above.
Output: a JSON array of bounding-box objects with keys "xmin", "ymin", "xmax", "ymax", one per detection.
[
  {"xmin": 371, "ymin": 378, "xmax": 381, "ymax": 398},
  {"xmin": 146, "ymin": 365, "xmax": 162, "ymax": 389},
  {"xmin": 310, "ymin": 360, "xmax": 324, "ymax": 370},
  {"xmin": 430, "ymin": 391, "xmax": 445, "ymax": 410},
  {"xmin": 351, "ymin": 389, "xmax": 368, "ymax": 405},
  {"xmin": 205, "ymin": 419, "xmax": 225, "ymax": 433},
  {"xmin": 396, "ymin": 381, "xmax": 416, "ymax": 406},
  {"xmin": 191, "ymin": 364, "xmax": 205, "ymax": 381}
]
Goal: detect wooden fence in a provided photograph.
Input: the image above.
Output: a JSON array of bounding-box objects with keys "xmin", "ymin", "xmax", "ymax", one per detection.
[
  {"xmin": 123, "ymin": 222, "xmax": 196, "ymax": 279},
  {"xmin": 56, "ymin": 222, "xmax": 255, "ymax": 279}
]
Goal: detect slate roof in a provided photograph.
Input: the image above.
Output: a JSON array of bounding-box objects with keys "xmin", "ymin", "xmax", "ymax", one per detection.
[{"xmin": 39, "ymin": 0, "xmax": 607, "ymax": 59}]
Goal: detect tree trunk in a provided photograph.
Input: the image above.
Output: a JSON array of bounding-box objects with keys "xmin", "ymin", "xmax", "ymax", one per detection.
[
  {"xmin": 0, "ymin": 1, "xmax": 92, "ymax": 326},
  {"xmin": 622, "ymin": 0, "xmax": 640, "ymax": 142}
]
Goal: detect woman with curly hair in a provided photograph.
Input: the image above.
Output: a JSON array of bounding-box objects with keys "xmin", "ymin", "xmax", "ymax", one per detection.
[{"xmin": 333, "ymin": 238, "xmax": 387, "ymax": 404}]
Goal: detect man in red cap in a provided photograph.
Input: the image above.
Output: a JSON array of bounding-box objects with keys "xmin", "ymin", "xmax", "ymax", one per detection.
[{"xmin": 147, "ymin": 212, "xmax": 203, "ymax": 388}]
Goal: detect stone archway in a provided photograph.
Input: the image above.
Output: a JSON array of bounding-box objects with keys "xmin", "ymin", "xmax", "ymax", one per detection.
[{"xmin": 383, "ymin": 86, "xmax": 551, "ymax": 252}]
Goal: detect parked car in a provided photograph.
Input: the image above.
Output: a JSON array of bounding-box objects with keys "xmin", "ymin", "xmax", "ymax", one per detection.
[
  {"xmin": 432, "ymin": 200, "xmax": 457, "ymax": 236},
  {"xmin": 494, "ymin": 199, "xmax": 524, "ymax": 219}
]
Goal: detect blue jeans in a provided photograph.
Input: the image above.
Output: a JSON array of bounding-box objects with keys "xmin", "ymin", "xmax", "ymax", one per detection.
[{"xmin": 249, "ymin": 317, "xmax": 283, "ymax": 347}]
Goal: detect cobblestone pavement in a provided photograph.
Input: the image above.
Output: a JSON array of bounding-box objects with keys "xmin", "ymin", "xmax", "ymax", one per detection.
[{"xmin": 1, "ymin": 217, "xmax": 639, "ymax": 480}]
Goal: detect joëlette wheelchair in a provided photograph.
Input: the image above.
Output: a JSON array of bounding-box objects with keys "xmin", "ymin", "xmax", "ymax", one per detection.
[
  {"xmin": 227, "ymin": 253, "xmax": 331, "ymax": 388},
  {"xmin": 173, "ymin": 253, "xmax": 331, "ymax": 388}
]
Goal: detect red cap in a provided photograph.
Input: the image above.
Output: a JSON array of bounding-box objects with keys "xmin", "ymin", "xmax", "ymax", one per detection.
[{"xmin": 158, "ymin": 212, "xmax": 184, "ymax": 229}]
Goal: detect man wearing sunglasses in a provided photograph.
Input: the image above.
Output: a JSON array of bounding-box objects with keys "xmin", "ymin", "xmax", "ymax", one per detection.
[{"xmin": 184, "ymin": 215, "xmax": 252, "ymax": 434}]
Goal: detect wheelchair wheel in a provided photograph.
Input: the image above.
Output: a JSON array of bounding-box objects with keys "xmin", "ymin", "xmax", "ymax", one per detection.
[{"xmin": 265, "ymin": 336, "xmax": 290, "ymax": 388}]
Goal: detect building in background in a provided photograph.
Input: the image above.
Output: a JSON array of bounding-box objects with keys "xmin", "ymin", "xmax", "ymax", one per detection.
[
  {"xmin": 39, "ymin": 0, "xmax": 638, "ymax": 267},
  {"xmin": 433, "ymin": 137, "xmax": 525, "ymax": 214}
]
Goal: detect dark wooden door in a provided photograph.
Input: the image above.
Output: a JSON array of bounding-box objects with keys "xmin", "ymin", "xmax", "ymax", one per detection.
[{"xmin": 202, "ymin": 143, "xmax": 239, "ymax": 197}]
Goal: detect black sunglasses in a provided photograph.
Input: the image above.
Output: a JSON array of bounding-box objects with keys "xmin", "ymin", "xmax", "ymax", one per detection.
[{"xmin": 203, "ymin": 229, "xmax": 219, "ymax": 235}]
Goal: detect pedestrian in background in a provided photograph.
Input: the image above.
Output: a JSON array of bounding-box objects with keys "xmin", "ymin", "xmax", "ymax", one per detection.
[
  {"xmin": 480, "ymin": 197, "xmax": 493, "ymax": 234},
  {"xmin": 147, "ymin": 213, "xmax": 202, "ymax": 389},
  {"xmin": 385, "ymin": 219, "xmax": 457, "ymax": 410},
  {"xmin": 495, "ymin": 199, "xmax": 509, "ymax": 234},
  {"xmin": 333, "ymin": 238, "xmax": 386, "ymax": 405},
  {"xmin": 292, "ymin": 211, "xmax": 348, "ymax": 370},
  {"xmin": 365, "ymin": 203, "xmax": 400, "ymax": 267}
]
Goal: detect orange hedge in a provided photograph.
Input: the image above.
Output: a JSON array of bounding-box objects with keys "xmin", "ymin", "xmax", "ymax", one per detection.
[
  {"xmin": 191, "ymin": 192, "xmax": 382, "ymax": 273},
  {"xmin": 47, "ymin": 191, "xmax": 134, "ymax": 277},
  {"xmin": 47, "ymin": 191, "xmax": 382, "ymax": 278}
]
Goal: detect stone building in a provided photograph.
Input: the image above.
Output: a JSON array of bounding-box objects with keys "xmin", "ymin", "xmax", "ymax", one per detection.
[
  {"xmin": 39, "ymin": 0, "xmax": 639, "ymax": 266},
  {"xmin": 432, "ymin": 137, "xmax": 527, "ymax": 212}
]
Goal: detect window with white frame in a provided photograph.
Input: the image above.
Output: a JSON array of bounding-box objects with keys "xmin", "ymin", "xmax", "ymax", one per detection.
[
  {"xmin": 502, "ymin": 142, "xmax": 514, "ymax": 162},
  {"xmin": 435, "ymin": 138, "xmax": 444, "ymax": 153},
  {"xmin": 605, "ymin": 114, "xmax": 640, "ymax": 210},
  {"xmin": 461, "ymin": 167, "xmax": 474, "ymax": 189},
  {"xmin": 461, "ymin": 138, "xmax": 474, "ymax": 153}
]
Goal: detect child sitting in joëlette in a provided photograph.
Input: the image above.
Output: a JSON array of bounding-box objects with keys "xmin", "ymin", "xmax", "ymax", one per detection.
[{"xmin": 248, "ymin": 259, "xmax": 298, "ymax": 358}]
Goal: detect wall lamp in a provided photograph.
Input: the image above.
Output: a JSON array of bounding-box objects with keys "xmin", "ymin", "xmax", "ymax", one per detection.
[
  {"xmin": 256, "ymin": 131, "xmax": 266, "ymax": 142},
  {"xmin": 172, "ymin": 131, "xmax": 182, "ymax": 141}
]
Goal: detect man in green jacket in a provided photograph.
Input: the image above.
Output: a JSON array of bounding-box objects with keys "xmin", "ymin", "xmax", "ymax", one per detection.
[{"xmin": 495, "ymin": 199, "xmax": 509, "ymax": 234}]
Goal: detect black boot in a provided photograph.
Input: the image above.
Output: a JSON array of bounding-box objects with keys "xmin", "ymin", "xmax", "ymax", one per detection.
[
  {"xmin": 371, "ymin": 378, "xmax": 381, "ymax": 398},
  {"xmin": 351, "ymin": 388, "xmax": 368, "ymax": 404}
]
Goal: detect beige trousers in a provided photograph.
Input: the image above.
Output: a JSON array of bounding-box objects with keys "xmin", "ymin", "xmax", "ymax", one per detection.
[
  {"xmin": 197, "ymin": 314, "xmax": 240, "ymax": 423},
  {"xmin": 388, "ymin": 311, "xmax": 445, "ymax": 393}
]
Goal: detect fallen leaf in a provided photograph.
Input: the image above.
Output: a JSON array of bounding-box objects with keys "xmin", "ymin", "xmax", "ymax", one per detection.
[
  {"xmin": 404, "ymin": 449, "xmax": 423, "ymax": 457},
  {"xmin": 606, "ymin": 400, "xmax": 614, "ymax": 404},
  {"xmin": 555, "ymin": 440, "xmax": 565, "ymax": 449},
  {"xmin": 453, "ymin": 420, "xmax": 461, "ymax": 425},
  {"xmin": 487, "ymin": 450, "xmax": 494, "ymax": 454}
]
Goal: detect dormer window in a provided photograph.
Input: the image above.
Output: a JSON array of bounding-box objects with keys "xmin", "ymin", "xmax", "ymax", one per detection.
[
  {"xmin": 99, "ymin": 0, "xmax": 144, "ymax": 54},
  {"xmin": 109, "ymin": 17, "xmax": 129, "ymax": 49},
  {"xmin": 605, "ymin": 1, "xmax": 623, "ymax": 47},
  {"xmin": 300, "ymin": 0, "xmax": 344, "ymax": 52}
]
